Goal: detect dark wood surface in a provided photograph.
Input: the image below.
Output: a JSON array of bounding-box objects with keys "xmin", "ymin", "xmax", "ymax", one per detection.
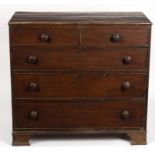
[
  {"xmin": 10, "ymin": 24, "xmax": 149, "ymax": 46},
  {"xmin": 81, "ymin": 28, "xmax": 149, "ymax": 46},
  {"xmin": 13, "ymin": 73, "xmax": 146, "ymax": 98},
  {"xmin": 13, "ymin": 101, "xmax": 145, "ymax": 129},
  {"xmin": 10, "ymin": 25, "xmax": 79, "ymax": 45},
  {"xmin": 12, "ymin": 47, "xmax": 147, "ymax": 71},
  {"xmin": 9, "ymin": 12, "xmax": 151, "ymax": 24},
  {"xmin": 9, "ymin": 12, "xmax": 151, "ymax": 145}
]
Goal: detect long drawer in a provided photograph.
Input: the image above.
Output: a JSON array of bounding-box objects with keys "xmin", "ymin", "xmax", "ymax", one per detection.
[
  {"xmin": 13, "ymin": 100, "xmax": 145, "ymax": 129},
  {"xmin": 13, "ymin": 73, "xmax": 146, "ymax": 98},
  {"xmin": 12, "ymin": 47, "xmax": 147, "ymax": 71}
]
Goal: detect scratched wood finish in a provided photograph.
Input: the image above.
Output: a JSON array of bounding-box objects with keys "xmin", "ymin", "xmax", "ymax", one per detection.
[
  {"xmin": 9, "ymin": 12, "xmax": 151, "ymax": 24},
  {"xmin": 9, "ymin": 12, "xmax": 152, "ymax": 145}
]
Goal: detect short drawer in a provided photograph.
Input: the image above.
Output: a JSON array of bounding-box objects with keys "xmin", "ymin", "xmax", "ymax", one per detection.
[
  {"xmin": 81, "ymin": 28, "xmax": 149, "ymax": 46},
  {"xmin": 12, "ymin": 47, "xmax": 147, "ymax": 71},
  {"xmin": 13, "ymin": 73, "xmax": 146, "ymax": 98},
  {"xmin": 13, "ymin": 100, "xmax": 145, "ymax": 129},
  {"xmin": 10, "ymin": 25, "xmax": 79, "ymax": 45}
]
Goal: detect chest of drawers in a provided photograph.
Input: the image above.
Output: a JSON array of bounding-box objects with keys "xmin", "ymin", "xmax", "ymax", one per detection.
[{"xmin": 9, "ymin": 12, "xmax": 152, "ymax": 145}]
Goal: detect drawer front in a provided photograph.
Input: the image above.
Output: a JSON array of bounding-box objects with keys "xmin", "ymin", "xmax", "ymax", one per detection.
[
  {"xmin": 13, "ymin": 101, "xmax": 145, "ymax": 129},
  {"xmin": 13, "ymin": 73, "xmax": 146, "ymax": 98},
  {"xmin": 12, "ymin": 47, "xmax": 147, "ymax": 71},
  {"xmin": 81, "ymin": 28, "xmax": 149, "ymax": 46},
  {"xmin": 10, "ymin": 25, "xmax": 79, "ymax": 45}
]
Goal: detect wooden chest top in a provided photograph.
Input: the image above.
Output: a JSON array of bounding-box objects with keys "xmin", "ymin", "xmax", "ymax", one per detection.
[{"xmin": 9, "ymin": 12, "xmax": 151, "ymax": 25}]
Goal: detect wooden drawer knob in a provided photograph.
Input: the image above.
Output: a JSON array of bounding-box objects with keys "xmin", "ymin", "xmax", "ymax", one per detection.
[
  {"xmin": 121, "ymin": 81, "xmax": 131, "ymax": 91},
  {"xmin": 123, "ymin": 56, "xmax": 132, "ymax": 64},
  {"xmin": 40, "ymin": 33, "xmax": 50, "ymax": 42},
  {"xmin": 27, "ymin": 56, "xmax": 38, "ymax": 64},
  {"xmin": 111, "ymin": 33, "xmax": 120, "ymax": 42},
  {"xmin": 28, "ymin": 82, "xmax": 38, "ymax": 91},
  {"xmin": 121, "ymin": 110, "xmax": 130, "ymax": 120},
  {"xmin": 29, "ymin": 111, "xmax": 38, "ymax": 120}
]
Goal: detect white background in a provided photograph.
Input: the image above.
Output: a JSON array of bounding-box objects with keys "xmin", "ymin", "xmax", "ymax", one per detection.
[{"xmin": 0, "ymin": 0, "xmax": 155, "ymax": 154}]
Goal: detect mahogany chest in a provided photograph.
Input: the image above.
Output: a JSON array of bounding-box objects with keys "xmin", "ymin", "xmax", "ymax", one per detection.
[{"xmin": 9, "ymin": 12, "xmax": 152, "ymax": 145}]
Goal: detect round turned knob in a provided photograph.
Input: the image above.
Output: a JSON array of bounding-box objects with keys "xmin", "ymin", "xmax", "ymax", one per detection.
[
  {"xmin": 123, "ymin": 56, "xmax": 132, "ymax": 64},
  {"xmin": 29, "ymin": 111, "xmax": 38, "ymax": 120},
  {"xmin": 28, "ymin": 82, "xmax": 38, "ymax": 91},
  {"xmin": 121, "ymin": 110, "xmax": 130, "ymax": 120},
  {"xmin": 121, "ymin": 81, "xmax": 131, "ymax": 91},
  {"xmin": 40, "ymin": 33, "xmax": 50, "ymax": 42},
  {"xmin": 27, "ymin": 56, "xmax": 38, "ymax": 64},
  {"xmin": 111, "ymin": 33, "xmax": 120, "ymax": 42}
]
